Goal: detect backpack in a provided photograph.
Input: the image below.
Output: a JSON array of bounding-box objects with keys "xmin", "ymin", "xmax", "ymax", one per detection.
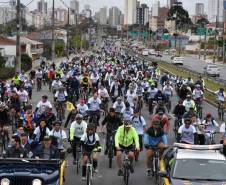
[
  {"xmin": 24, "ymin": 113, "xmax": 33, "ymax": 131},
  {"xmin": 132, "ymin": 116, "xmax": 142, "ymax": 124}
]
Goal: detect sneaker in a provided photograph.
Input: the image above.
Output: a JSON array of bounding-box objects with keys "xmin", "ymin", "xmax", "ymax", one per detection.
[
  {"xmin": 117, "ymin": 169, "xmax": 123, "ymax": 176},
  {"xmin": 146, "ymin": 169, "xmax": 152, "ymax": 176},
  {"xmin": 81, "ymin": 177, "xmax": 86, "ymax": 181},
  {"xmin": 130, "ymin": 165, "xmax": 134, "ymax": 173}
]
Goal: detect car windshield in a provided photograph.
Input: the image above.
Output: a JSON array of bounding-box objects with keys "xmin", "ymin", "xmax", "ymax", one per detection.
[{"xmin": 172, "ymin": 159, "xmax": 226, "ymax": 181}]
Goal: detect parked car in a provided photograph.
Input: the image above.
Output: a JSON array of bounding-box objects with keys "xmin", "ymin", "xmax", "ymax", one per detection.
[
  {"xmin": 171, "ymin": 56, "xmax": 183, "ymax": 65},
  {"xmin": 148, "ymin": 49, "xmax": 157, "ymax": 55},
  {"xmin": 203, "ymin": 64, "xmax": 220, "ymax": 77}
]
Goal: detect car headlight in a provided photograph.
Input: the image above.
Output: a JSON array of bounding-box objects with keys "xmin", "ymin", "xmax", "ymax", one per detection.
[
  {"xmin": 1, "ymin": 178, "xmax": 10, "ymax": 185},
  {"xmin": 32, "ymin": 179, "xmax": 42, "ymax": 185}
]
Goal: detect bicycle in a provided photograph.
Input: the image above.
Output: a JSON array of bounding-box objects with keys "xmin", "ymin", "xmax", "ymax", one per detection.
[
  {"xmin": 36, "ymin": 78, "xmax": 42, "ymax": 92},
  {"xmin": 122, "ymin": 150, "xmax": 131, "ymax": 185},
  {"xmin": 107, "ymin": 130, "xmax": 116, "ymax": 168},
  {"xmin": 218, "ymin": 101, "xmax": 225, "ymax": 121},
  {"xmin": 173, "ymin": 116, "xmax": 182, "ymax": 142},
  {"xmin": 195, "ymin": 99, "xmax": 203, "ymax": 119},
  {"xmin": 86, "ymin": 148, "xmax": 101, "ymax": 185},
  {"xmin": 152, "ymin": 147, "xmax": 161, "ymax": 184},
  {"xmin": 55, "ymin": 102, "xmax": 65, "ymax": 122},
  {"xmin": 204, "ymin": 131, "xmax": 220, "ymax": 145},
  {"xmin": 75, "ymin": 144, "xmax": 82, "ymax": 174}
]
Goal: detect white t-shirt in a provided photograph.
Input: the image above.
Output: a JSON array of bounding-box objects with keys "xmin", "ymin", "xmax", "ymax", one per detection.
[
  {"xmin": 70, "ymin": 121, "xmax": 87, "ymax": 138},
  {"xmin": 36, "ymin": 100, "xmax": 53, "ymax": 114},
  {"xmin": 33, "ymin": 126, "xmax": 51, "ymax": 142},
  {"xmin": 17, "ymin": 90, "xmax": 29, "ymax": 102},
  {"xmin": 50, "ymin": 129, "xmax": 67, "ymax": 149},
  {"xmin": 98, "ymin": 88, "xmax": 109, "ymax": 98},
  {"xmin": 80, "ymin": 133, "xmax": 100, "ymax": 146},
  {"xmin": 178, "ymin": 125, "xmax": 196, "ymax": 144},
  {"xmin": 113, "ymin": 101, "xmax": 126, "ymax": 113},
  {"xmin": 130, "ymin": 116, "xmax": 146, "ymax": 135},
  {"xmin": 88, "ymin": 97, "xmax": 102, "ymax": 111},
  {"xmin": 77, "ymin": 104, "xmax": 89, "ymax": 115},
  {"xmin": 126, "ymin": 91, "xmax": 137, "ymax": 107}
]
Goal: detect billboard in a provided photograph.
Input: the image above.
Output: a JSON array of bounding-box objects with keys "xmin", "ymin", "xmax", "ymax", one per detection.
[{"xmin": 224, "ymin": 0, "xmax": 226, "ymax": 9}]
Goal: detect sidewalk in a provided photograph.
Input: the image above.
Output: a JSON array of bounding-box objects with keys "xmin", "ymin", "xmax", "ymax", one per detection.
[{"xmin": 188, "ymin": 55, "xmax": 226, "ymax": 67}]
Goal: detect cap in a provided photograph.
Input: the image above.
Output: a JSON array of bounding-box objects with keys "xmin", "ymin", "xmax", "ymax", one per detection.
[
  {"xmin": 124, "ymin": 120, "xmax": 132, "ymax": 127},
  {"xmin": 206, "ymin": 113, "xmax": 212, "ymax": 118},
  {"xmin": 184, "ymin": 118, "xmax": 191, "ymax": 124},
  {"xmin": 134, "ymin": 108, "xmax": 140, "ymax": 114},
  {"xmin": 76, "ymin": 114, "xmax": 83, "ymax": 119}
]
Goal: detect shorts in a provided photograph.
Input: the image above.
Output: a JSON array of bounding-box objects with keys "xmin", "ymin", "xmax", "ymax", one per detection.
[{"xmin": 118, "ymin": 144, "xmax": 135, "ymax": 152}]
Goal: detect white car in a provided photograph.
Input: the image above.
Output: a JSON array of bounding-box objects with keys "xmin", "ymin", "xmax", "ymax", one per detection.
[
  {"xmin": 142, "ymin": 49, "xmax": 149, "ymax": 56},
  {"xmin": 171, "ymin": 56, "xmax": 183, "ymax": 65},
  {"xmin": 203, "ymin": 64, "xmax": 220, "ymax": 77}
]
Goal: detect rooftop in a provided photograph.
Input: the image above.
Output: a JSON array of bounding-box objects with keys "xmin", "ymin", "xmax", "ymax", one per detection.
[{"xmin": 0, "ymin": 36, "xmax": 16, "ymax": 45}]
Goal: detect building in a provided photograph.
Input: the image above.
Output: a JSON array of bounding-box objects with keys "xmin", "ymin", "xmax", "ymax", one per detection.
[
  {"xmin": 119, "ymin": 14, "xmax": 124, "ymax": 25},
  {"xmin": 37, "ymin": 0, "xmax": 47, "ymax": 14},
  {"xmin": 124, "ymin": 0, "xmax": 137, "ymax": 25},
  {"xmin": 165, "ymin": 20, "xmax": 176, "ymax": 33},
  {"xmin": 152, "ymin": 1, "xmax": 160, "ymax": 17},
  {"xmin": 208, "ymin": 0, "xmax": 224, "ymax": 23},
  {"xmin": 195, "ymin": 3, "xmax": 204, "ymax": 15},
  {"xmin": 84, "ymin": 5, "xmax": 91, "ymax": 10},
  {"xmin": 109, "ymin": 6, "xmax": 121, "ymax": 26},
  {"xmin": 99, "ymin": 7, "xmax": 108, "ymax": 25},
  {"xmin": 0, "ymin": 6, "xmax": 16, "ymax": 25},
  {"xmin": 149, "ymin": 7, "xmax": 168, "ymax": 31},
  {"xmin": 136, "ymin": 2, "xmax": 149, "ymax": 25},
  {"xmin": 32, "ymin": 11, "xmax": 45, "ymax": 29},
  {"xmin": 70, "ymin": 0, "xmax": 79, "ymax": 25}
]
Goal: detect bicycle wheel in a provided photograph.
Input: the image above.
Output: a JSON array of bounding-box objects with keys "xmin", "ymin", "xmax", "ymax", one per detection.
[
  {"xmin": 154, "ymin": 158, "xmax": 159, "ymax": 183},
  {"xmin": 123, "ymin": 165, "xmax": 129, "ymax": 185},
  {"xmin": 108, "ymin": 145, "xmax": 113, "ymax": 168},
  {"xmin": 76, "ymin": 158, "xmax": 79, "ymax": 174},
  {"xmin": 86, "ymin": 166, "xmax": 92, "ymax": 185}
]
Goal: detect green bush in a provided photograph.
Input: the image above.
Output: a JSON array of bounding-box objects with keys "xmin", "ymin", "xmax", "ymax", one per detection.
[
  {"xmin": 21, "ymin": 54, "xmax": 32, "ymax": 72},
  {"xmin": 0, "ymin": 67, "xmax": 15, "ymax": 80}
]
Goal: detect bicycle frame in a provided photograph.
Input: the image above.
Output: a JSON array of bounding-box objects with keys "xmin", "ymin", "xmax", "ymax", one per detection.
[
  {"xmin": 108, "ymin": 131, "xmax": 116, "ymax": 168},
  {"xmin": 86, "ymin": 151, "xmax": 94, "ymax": 185},
  {"xmin": 152, "ymin": 147, "xmax": 160, "ymax": 184},
  {"xmin": 122, "ymin": 151, "xmax": 130, "ymax": 185}
]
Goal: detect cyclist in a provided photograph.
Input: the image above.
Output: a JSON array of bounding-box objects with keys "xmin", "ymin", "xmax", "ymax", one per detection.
[
  {"xmin": 144, "ymin": 120, "xmax": 167, "ymax": 176},
  {"xmin": 54, "ymin": 87, "xmax": 68, "ymax": 119},
  {"xmin": 70, "ymin": 114, "xmax": 87, "ymax": 164},
  {"xmin": 19, "ymin": 71, "xmax": 28, "ymax": 83},
  {"xmin": 113, "ymin": 97, "xmax": 126, "ymax": 116},
  {"xmin": 80, "ymin": 124, "xmax": 101, "ymax": 180},
  {"xmin": 52, "ymin": 77, "xmax": 63, "ymax": 93},
  {"xmin": 173, "ymin": 100, "xmax": 186, "ymax": 121},
  {"xmin": 38, "ymin": 106, "xmax": 56, "ymax": 129},
  {"xmin": 36, "ymin": 68, "xmax": 43, "ymax": 89},
  {"xmin": 32, "ymin": 135, "xmax": 60, "ymax": 159},
  {"xmin": 87, "ymin": 92, "xmax": 102, "ymax": 125},
  {"xmin": 148, "ymin": 84, "xmax": 158, "ymax": 114},
  {"xmin": 122, "ymin": 102, "xmax": 134, "ymax": 120},
  {"xmin": 193, "ymin": 84, "xmax": 203, "ymax": 108},
  {"xmin": 24, "ymin": 79, "xmax": 33, "ymax": 100},
  {"xmin": 33, "ymin": 119, "xmax": 51, "ymax": 144},
  {"xmin": 183, "ymin": 94, "xmax": 196, "ymax": 112},
  {"xmin": 178, "ymin": 118, "xmax": 198, "ymax": 144},
  {"xmin": 179, "ymin": 84, "xmax": 191, "ymax": 100},
  {"xmin": 115, "ymin": 120, "xmax": 140, "ymax": 176},
  {"xmin": 17, "ymin": 86, "xmax": 29, "ymax": 109},
  {"xmin": 35, "ymin": 95, "xmax": 53, "ymax": 116},
  {"xmin": 162, "ymin": 81, "xmax": 173, "ymax": 106},
  {"xmin": 110, "ymin": 79, "xmax": 122, "ymax": 103},
  {"xmin": 130, "ymin": 109, "xmax": 146, "ymax": 161},
  {"xmin": 102, "ymin": 108, "xmax": 122, "ymax": 155},
  {"xmin": 202, "ymin": 113, "xmax": 219, "ymax": 144},
  {"xmin": 215, "ymin": 88, "xmax": 225, "ymax": 103},
  {"xmin": 77, "ymin": 99, "xmax": 89, "ymax": 117},
  {"xmin": 152, "ymin": 110, "xmax": 170, "ymax": 134},
  {"xmin": 126, "ymin": 88, "xmax": 137, "ymax": 109},
  {"xmin": 50, "ymin": 120, "xmax": 67, "ymax": 158},
  {"xmin": 5, "ymin": 135, "xmax": 27, "ymax": 158}
]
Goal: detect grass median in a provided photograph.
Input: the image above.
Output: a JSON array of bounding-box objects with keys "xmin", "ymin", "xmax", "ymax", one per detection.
[{"xmin": 157, "ymin": 61, "xmax": 226, "ymax": 106}]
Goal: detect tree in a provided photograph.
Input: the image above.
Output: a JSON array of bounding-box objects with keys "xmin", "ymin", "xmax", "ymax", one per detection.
[
  {"xmin": 21, "ymin": 54, "xmax": 32, "ymax": 71},
  {"xmin": 55, "ymin": 42, "xmax": 65, "ymax": 57},
  {"xmin": 196, "ymin": 17, "xmax": 209, "ymax": 28},
  {"xmin": 167, "ymin": 2, "xmax": 192, "ymax": 31}
]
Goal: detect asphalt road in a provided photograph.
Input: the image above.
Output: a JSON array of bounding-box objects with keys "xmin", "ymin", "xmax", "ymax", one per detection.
[
  {"xmin": 151, "ymin": 54, "xmax": 226, "ymax": 81},
  {"xmin": 28, "ymin": 78, "xmax": 223, "ymax": 185}
]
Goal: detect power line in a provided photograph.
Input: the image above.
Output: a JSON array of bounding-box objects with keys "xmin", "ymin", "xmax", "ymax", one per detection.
[{"xmin": 25, "ymin": 0, "xmax": 35, "ymax": 7}]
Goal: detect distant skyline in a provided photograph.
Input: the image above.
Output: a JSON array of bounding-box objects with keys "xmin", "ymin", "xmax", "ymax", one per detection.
[{"xmin": 20, "ymin": 0, "xmax": 208, "ymax": 15}]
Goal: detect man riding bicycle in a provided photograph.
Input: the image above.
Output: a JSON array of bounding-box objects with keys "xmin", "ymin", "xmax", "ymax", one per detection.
[
  {"xmin": 115, "ymin": 120, "xmax": 140, "ymax": 176},
  {"xmin": 144, "ymin": 120, "xmax": 167, "ymax": 176}
]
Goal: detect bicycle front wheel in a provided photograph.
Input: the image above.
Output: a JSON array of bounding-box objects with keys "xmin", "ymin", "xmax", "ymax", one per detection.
[
  {"xmin": 86, "ymin": 166, "xmax": 92, "ymax": 185},
  {"xmin": 123, "ymin": 166, "xmax": 129, "ymax": 185}
]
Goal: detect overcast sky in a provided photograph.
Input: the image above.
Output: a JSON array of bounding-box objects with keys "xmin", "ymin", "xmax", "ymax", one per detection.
[{"xmin": 21, "ymin": 0, "xmax": 208, "ymax": 15}]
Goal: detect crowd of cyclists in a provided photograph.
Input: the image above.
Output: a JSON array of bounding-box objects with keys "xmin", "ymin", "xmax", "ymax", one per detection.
[{"xmin": 0, "ymin": 39, "xmax": 225, "ymax": 182}]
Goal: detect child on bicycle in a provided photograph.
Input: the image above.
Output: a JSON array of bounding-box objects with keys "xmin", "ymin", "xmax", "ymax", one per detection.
[{"xmin": 80, "ymin": 124, "xmax": 101, "ymax": 180}]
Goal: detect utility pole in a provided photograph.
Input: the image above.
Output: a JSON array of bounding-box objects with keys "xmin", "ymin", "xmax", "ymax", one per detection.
[
  {"xmin": 16, "ymin": 0, "xmax": 21, "ymax": 73},
  {"xmin": 204, "ymin": 28, "xmax": 207, "ymax": 60},
  {"xmin": 51, "ymin": 0, "xmax": 55, "ymax": 65},
  {"xmin": 67, "ymin": 7, "xmax": 70, "ymax": 58}
]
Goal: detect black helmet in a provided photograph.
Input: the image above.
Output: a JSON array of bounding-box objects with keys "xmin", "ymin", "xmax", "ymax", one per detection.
[{"xmin": 87, "ymin": 124, "xmax": 95, "ymax": 130}]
